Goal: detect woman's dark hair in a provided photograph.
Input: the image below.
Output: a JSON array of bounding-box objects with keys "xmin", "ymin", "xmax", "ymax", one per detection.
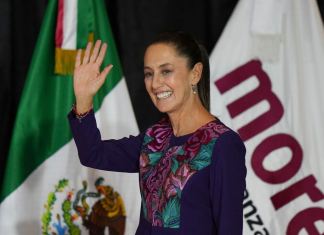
[{"xmin": 146, "ymin": 31, "xmax": 210, "ymax": 111}]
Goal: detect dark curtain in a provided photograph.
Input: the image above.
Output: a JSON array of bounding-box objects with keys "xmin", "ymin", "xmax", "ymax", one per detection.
[{"xmin": 0, "ymin": 0, "xmax": 323, "ymax": 185}]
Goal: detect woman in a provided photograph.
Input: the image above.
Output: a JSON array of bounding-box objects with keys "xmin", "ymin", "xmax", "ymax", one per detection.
[{"xmin": 68, "ymin": 32, "xmax": 246, "ymax": 235}]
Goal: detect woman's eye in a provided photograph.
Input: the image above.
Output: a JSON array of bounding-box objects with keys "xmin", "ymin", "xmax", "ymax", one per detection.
[
  {"xmin": 144, "ymin": 72, "xmax": 153, "ymax": 79},
  {"xmin": 162, "ymin": 70, "xmax": 171, "ymax": 76}
]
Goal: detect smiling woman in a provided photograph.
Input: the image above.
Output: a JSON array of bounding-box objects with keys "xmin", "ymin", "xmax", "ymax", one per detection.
[
  {"xmin": 143, "ymin": 32, "xmax": 212, "ymax": 136},
  {"xmin": 144, "ymin": 43, "xmax": 201, "ymax": 120},
  {"xmin": 68, "ymin": 31, "xmax": 247, "ymax": 235}
]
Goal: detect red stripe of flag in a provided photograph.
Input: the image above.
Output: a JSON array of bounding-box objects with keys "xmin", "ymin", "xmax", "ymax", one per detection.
[{"xmin": 55, "ymin": 0, "xmax": 64, "ymax": 47}]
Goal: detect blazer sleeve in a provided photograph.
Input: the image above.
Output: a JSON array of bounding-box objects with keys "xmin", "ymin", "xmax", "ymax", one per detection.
[
  {"xmin": 210, "ymin": 131, "xmax": 247, "ymax": 234},
  {"xmin": 68, "ymin": 110, "xmax": 143, "ymax": 173}
]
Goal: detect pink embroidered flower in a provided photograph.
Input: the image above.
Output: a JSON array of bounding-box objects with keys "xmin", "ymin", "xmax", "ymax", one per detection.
[
  {"xmin": 183, "ymin": 127, "xmax": 217, "ymax": 158},
  {"xmin": 183, "ymin": 136, "xmax": 202, "ymax": 158},
  {"xmin": 211, "ymin": 123, "xmax": 229, "ymax": 134},
  {"xmin": 195, "ymin": 128, "xmax": 214, "ymax": 144},
  {"xmin": 163, "ymin": 163, "xmax": 195, "ymax": 199},
  {"xmin": 145, "ymin": 192, "xmax": 160, "ymax": 221},
  {"xmin": 146, "ymin": 172, "xmax": 163, "ymax": 192},
  {"xmin": 146, "ymin": 157, "xmax": 172, "ymax": 192},
  {"xmin": 146, "ymin": 119, "xmax": 172, "ymax": 152},
  {"xmin": 140, "ymin": 155, "xmax": 151, "ymax": 176},
  {"xmin": 153, "ymin": 217, "xmax": 163, "ymax": 226},
  {"xmin": 164, "ymin": 173, "xmax": 177, "ymax": 198},
  {"xmin": 140, "ymin": 153, "xmax": 150, "ymax": 168},
  {"xmin": 173, "ymin": 163, "xmax": 195, "ymax": 190}
]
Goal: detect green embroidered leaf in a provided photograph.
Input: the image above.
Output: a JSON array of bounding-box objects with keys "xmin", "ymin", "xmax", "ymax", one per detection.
[
  {"xmin": 161, "ymin": 197, "xmax": 180, "ymax": 228},
  {"xmin": 143, "ymin": 135, "xmax": 154, "ymax": 145},
  {"xmin": 148, "ymin": 152, "xmax": 163, "ymax": 165},
  {"xmin": 189, "ymin": 139, "xmax": 216, "ymax": 170},
  {"xmin": 176, "ymin": 146, "xmax": 185, "ymax": 155},
  {"xmin": 171, "ymin": 158, "xmax": 179, "ymax": 174},
  {"xmin": 141, "ymin": 194, "xmax": 148, "ymax": 219}
]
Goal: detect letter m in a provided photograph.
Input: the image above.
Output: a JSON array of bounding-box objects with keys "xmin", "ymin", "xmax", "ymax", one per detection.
[{"xmin": 215, "ymin": 60, "xmax": 284, "ymax": 141}]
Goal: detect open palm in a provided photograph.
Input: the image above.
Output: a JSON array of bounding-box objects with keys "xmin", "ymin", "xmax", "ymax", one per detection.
[{"xmin": 73, "ymin": 40, "xmax": 113, "ymax": 113}]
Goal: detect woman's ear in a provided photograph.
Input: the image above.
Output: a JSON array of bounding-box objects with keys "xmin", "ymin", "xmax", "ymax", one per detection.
[{"xmin": 191, "ymin": 62, "xmax": 203, "ymax": 85}]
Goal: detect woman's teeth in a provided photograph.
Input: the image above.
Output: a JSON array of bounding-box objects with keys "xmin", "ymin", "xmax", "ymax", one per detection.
[{"xmin": 156, "ymin": 91, "xmax": 173, "ymax": 99}]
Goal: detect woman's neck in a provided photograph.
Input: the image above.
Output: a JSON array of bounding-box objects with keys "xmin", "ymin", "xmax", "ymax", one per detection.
[{"xmin": 168, "ymin": 101, "xmax": 215, "ymax": 137}]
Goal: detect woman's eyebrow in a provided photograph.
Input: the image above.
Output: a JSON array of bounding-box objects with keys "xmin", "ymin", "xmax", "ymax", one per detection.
[{"xmin": 144, "ymin": 63, "xmax": 172, "ymax": 70}]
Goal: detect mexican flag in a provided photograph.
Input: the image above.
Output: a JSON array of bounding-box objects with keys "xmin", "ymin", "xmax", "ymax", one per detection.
[
  {"xmin": 0, "ymin": 0, "xmax": 140, "ymax": 234},
  {"xmin": 209, "ymin": 0, "xmax": 324, "ymax": 234}
]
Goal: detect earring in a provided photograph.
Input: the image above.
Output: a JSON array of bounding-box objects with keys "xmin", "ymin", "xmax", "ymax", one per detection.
[{"xmin": 191, "ymin": 84, "xmax": 198, "ymax": 94}]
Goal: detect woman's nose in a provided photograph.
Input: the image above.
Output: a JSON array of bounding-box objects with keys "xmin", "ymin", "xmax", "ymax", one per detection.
[{"xmin": 151, "ymin": 74, "xmax": 163, "ymax": 89}]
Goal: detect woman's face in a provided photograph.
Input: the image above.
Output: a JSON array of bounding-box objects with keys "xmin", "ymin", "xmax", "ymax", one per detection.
[{"xmin": 144, "ymin": 43, "xmax": 195, "ymax": 114}]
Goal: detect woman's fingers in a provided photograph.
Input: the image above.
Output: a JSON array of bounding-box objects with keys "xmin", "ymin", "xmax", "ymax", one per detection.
[
  {"xmin": 95, "ymin": 43, "xmax": 107, "ymax": 66},
  {"xmin": 74, "ymin": 40, "xmax": 109, "ymax": 85},
  {"xmin": 82, "ymin": 42, "xmax": 92, "ymax": 64},
  {"xmin": 89, "ymin": 40, "xmax": 102, "ymax": 63},
  {"xmin": 73, "ymin": 41, "xmax": 112, "ymax": 101},
  {"xmin": 78, "ymin": 40, "xmax": 106, "ymax": 66},
  {"xmin": 75, "ymin": 49, "xmax": 82, "ymax": 67},
  {"xmin": 97, "ymin": 64, "xmax": 113, "ymax": 86}
]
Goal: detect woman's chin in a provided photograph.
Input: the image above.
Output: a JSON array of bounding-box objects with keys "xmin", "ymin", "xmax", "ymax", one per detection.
[
  {"xmin": 152, "ymin": 98, "xmax": 178, "ymax": 114},
  {"xmin": 155, "ymin": 105, "xmax": 179, "ymax": 115},
  {"xmin": 156, "ymin": 107, "xmax": 169, "ymax": 113},
  {"xmin": 154, "ymin": 104, "xmax": 172, "ymax": 114}
]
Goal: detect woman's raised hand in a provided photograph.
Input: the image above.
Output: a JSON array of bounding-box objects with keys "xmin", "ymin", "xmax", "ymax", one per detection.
[{"xmin": 73, "ymin": 40, "xmax": 113, "ymax": 113}]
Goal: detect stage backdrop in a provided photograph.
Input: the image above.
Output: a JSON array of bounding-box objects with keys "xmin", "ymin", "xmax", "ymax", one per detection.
[
  {"xmin": 0, "ymin": 0, "xmax": 324, "ymax": 234},
  {"xmin": 210, "ymin": 0, "xmax": 324, "ymax": 234}
]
